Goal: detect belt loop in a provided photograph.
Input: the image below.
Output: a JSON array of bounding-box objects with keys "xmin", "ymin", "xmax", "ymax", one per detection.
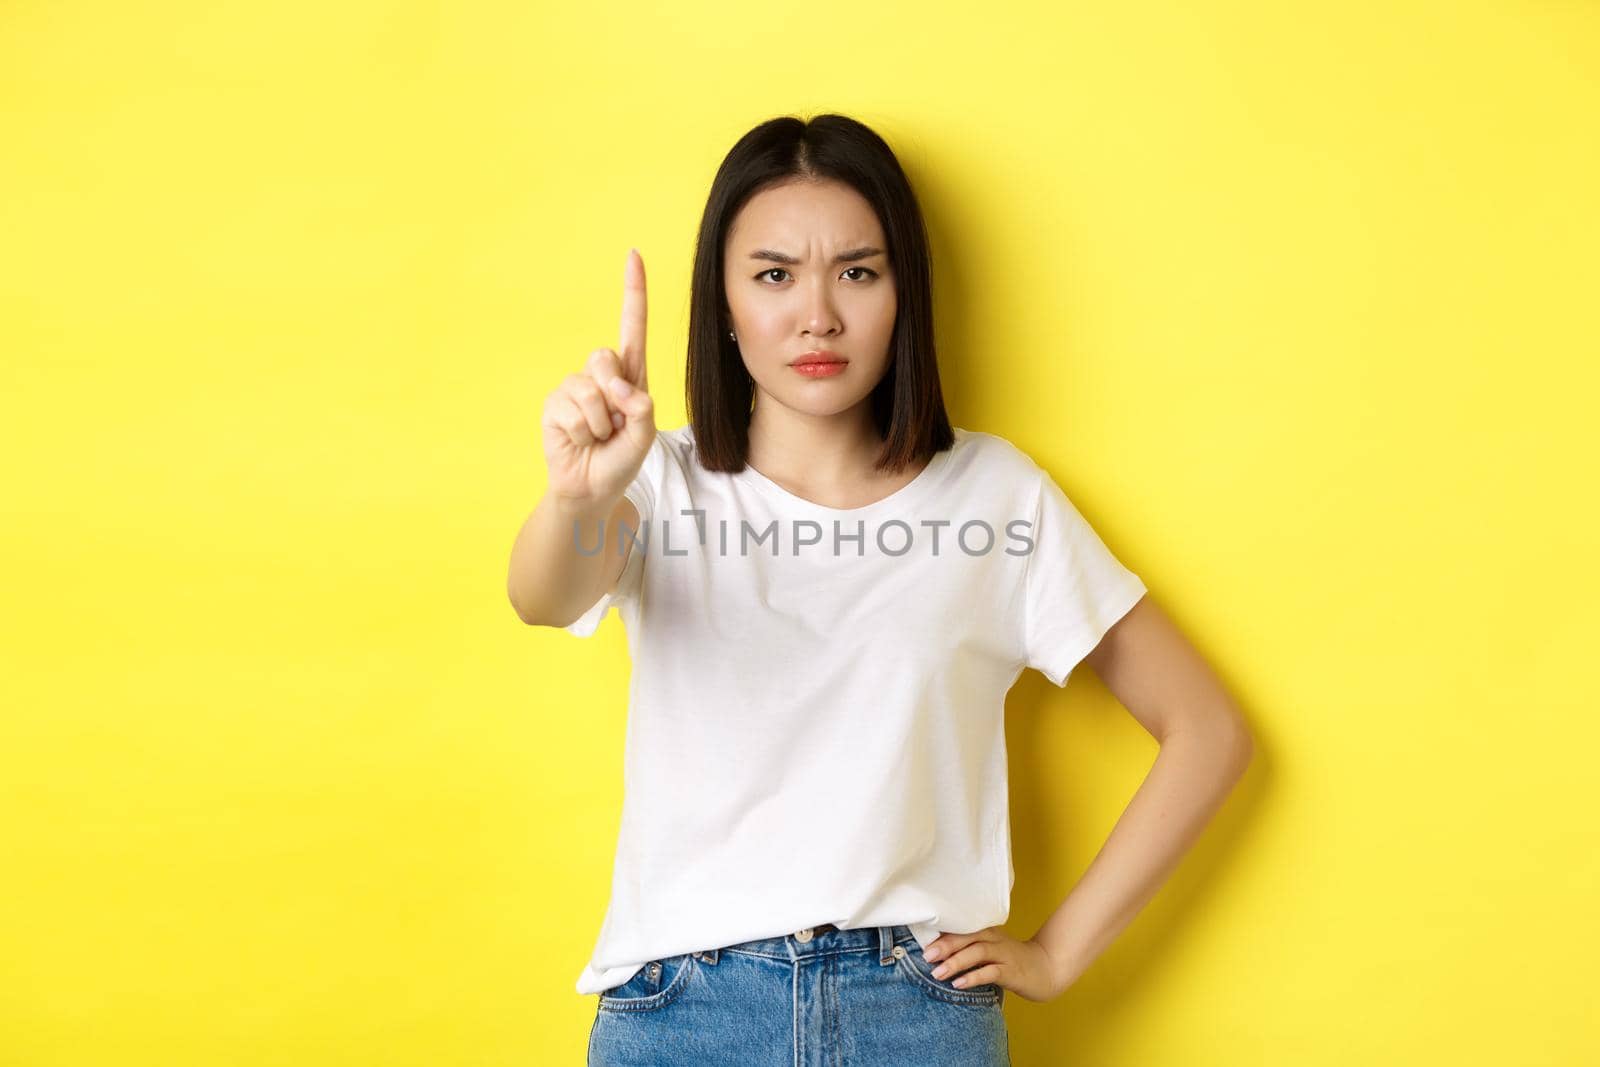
[
  {"xmin": 693, "ymin": 947, "xmax": 720, "ymax": 965},
  {"xmin": 878, "ymin": 925, "xmax": 894, "ymax": 965}
]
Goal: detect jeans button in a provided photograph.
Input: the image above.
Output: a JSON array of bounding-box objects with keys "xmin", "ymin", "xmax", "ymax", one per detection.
[{"xmin": 795, "ymin": 927, "xmax": 813, "ymax": 943}]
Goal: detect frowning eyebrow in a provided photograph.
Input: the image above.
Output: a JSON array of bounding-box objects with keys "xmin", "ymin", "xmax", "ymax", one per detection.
[{"xmin": 746, "ymin": 246, "xmax": 885, "ymax": 266}]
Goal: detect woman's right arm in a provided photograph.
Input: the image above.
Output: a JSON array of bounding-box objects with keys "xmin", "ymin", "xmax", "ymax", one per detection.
[
  {"xmin": 507, "ymin": 493, "xmax": 640, "ymax": 627},
  {"xmin": 506, "ymin": 248, "xmax": 655, "ymax": 627}
]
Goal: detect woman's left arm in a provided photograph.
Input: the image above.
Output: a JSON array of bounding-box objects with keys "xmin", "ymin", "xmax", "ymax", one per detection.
[
  {"xmin": 1031, "ymin": 591, "xmax": 1254, "ymax": 989},
  {"xmin": 924, "ymin": 592, "xmax": 1254, "ymax": 1002}
]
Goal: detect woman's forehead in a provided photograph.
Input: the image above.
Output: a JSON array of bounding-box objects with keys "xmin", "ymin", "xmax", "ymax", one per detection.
[{"xmin": 734, "ymin": 176, "xmax": 879, "ymax": 227}]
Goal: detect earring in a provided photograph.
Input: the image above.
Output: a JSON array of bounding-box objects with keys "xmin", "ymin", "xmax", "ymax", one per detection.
[{"xmin": 728, "ymin": 330, "xmax": 736, "ymax": 341}]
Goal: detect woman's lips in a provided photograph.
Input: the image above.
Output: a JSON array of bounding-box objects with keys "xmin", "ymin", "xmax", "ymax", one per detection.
[{"xmin": 791, "ymin": 361, "xmax": 847, "ymax": 377}]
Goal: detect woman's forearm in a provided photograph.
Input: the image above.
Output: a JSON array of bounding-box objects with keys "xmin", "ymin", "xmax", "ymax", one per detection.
[
  {"xmin": 506, "ymin": 491, "xmax": 626, "ymax": 627},
  {"xmin": 1029, "ymin": 723, "xmax": 1253, "ymax": 986}
]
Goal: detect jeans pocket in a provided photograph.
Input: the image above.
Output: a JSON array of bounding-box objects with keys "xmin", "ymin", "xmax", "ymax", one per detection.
[
  {"xmin": 894, "ymin": 938, "xmax": 1004, "ymax": 1007},
  {"xmin": 596, "ymin": 953, "xmax": 695, "ymax": 1013}
]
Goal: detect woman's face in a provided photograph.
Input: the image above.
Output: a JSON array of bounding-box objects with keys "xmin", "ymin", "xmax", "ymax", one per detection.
[{"xmin": 722, "ymin": 178, "xmax": 897, "ymax": 421}]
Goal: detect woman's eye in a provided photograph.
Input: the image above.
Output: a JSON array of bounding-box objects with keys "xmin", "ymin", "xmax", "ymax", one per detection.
[{"xmin": 756, "ymin": 267, "xmax": 879, "ymax": 283}]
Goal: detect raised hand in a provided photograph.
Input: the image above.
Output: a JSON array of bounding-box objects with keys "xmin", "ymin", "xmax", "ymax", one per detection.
[{"xmin": 540, "ymin": 248, "xmax": 657, "ymax": 505}]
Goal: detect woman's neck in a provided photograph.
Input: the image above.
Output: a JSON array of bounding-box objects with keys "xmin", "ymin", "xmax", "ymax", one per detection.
[{"xmin": 745, "ymin": 399, "xmax": 921, "ymax": 508}]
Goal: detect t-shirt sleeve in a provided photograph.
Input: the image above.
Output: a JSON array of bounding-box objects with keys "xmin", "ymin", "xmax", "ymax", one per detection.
[
  {"xmin": 561, "ymin": 433, "xmax": 665, "ymax": 638},
  {"xmin": 1020, "ymin": 466, "xmax": 1148, "ymax": 686}
]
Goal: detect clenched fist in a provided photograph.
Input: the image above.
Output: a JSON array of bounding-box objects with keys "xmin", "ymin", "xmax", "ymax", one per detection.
[{"xmin": 540, "ymin": 248, "xmax": 657, "ymax": 506}]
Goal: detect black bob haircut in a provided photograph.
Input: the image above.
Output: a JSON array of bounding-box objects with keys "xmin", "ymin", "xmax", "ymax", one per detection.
[{"xmin": 685, "ymin": 113, "xmax": 955, "ymax": 475}]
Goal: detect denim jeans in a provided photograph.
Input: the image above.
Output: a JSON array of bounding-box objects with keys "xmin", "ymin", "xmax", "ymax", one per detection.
[{"xmin": 587, "ymin": 923, "xmax": 1010, "ymax": 1065}]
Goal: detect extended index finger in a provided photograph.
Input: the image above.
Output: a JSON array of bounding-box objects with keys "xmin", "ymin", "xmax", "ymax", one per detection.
[{"xmin": 619, "ymin": 248, "xmax": 648, "ymax": 392}]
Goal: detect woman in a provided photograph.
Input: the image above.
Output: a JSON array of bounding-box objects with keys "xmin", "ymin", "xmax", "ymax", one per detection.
[{"xmin": 508, "ymin": 113, "xmax": 1254, "ymax": 1065}]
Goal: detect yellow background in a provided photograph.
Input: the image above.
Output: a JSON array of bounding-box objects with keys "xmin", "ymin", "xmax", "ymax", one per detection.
[{"xmin": 3, "ymin": 2, "xmax": 1596, "ymax": 1063}]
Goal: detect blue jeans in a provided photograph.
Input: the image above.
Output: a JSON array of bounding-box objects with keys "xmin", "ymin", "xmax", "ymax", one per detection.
[{"xmin": 587, "ymin": 923, "xmax": 1010, "ymax": 1065}]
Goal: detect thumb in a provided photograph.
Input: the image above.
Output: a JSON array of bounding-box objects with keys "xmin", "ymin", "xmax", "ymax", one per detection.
[{"xmin": 608, "ymin": 375, "xmax": 655, "ymax": 450}]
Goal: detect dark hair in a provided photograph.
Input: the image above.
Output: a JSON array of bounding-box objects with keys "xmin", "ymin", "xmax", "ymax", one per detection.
[{"xmin": 685, "ymin": 113, "xmax": 954, "ymax": 474}]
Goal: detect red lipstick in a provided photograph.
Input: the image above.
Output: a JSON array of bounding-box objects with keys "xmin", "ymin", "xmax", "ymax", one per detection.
[{"xmin": 790, "ymin": 350, "xmax": 847, "ymax": 377}]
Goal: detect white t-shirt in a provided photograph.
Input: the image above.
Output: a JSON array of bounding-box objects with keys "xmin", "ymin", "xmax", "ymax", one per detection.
[{"xmin": 563, "ymin": 423, "xmax": 1146, "ymax": 995}]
